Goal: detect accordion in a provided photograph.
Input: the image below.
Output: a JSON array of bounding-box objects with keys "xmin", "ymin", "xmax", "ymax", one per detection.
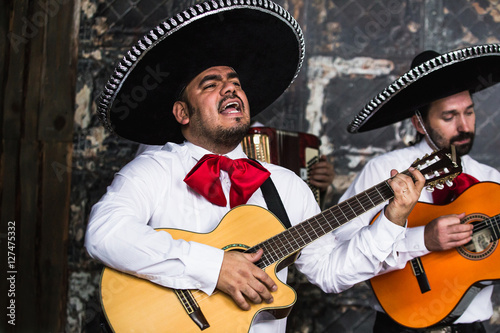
[{"xmin": 241, "ymin": 127, "xmax": 321, "ymax": 203}]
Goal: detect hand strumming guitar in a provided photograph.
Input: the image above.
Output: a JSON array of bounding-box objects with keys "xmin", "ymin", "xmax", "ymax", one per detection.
[
  {"xmin": 216, "ymin": 249, "xmax": 277, "ymax": 310},
  {"xmin": 424, "ymin": 212, "xmax": 472, "ymax": 251}
]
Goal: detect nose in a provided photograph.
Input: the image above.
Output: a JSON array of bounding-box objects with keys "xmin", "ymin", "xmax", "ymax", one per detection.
[
  {"xmin": 457, "ymin": 114, "xmax": 472, "ymax": 133},
  {"xmin": 221, "ymin": 81, "xmax": 237, "ymax": 95}
]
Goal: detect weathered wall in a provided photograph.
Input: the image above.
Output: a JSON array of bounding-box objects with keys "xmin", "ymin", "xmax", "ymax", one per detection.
[{"xmin": 68, "ymin": 1, "xmax": 500, "ymax": 332}]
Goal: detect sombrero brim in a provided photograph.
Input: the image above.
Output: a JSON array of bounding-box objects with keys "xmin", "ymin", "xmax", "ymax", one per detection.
[
  {"xmin": 348, "ymin": 44, "xmax": 500, "ymax": 133},
  {"xmin": 97, "ymin": 1, "xmax": 305, "ymax": 145}
]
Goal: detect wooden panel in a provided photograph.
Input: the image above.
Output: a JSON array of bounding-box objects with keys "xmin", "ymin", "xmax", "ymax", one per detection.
[
  {"xmin": 38, "ymin": 0, "xmax": 77, "ymax": 142},
  {"xmin": 14, "ymin": 2, "xmax": 46, "ymax": 328},
  {"xmin": 35, "ymin": 0, "xmax": 77, "ymax": 329},
  {"xmin": 1, "ymin": 0, "xmax": 28, "ymax": 329},
  {"xmin": 17, "ymin": 140, "xmax": 40, "ymax": 332},
  {"xmin": 0, "ymin": 0, "xmax": 77, "ymax": 331},
  {"xmin": 39, "ymin": 142, "xmax": 72, "ymax": 331},
  {"xmin": 23, "ymin": 2, "xmax": 46, "ymax": 142},
  {"xmin": 2, "ymin": 0, "xmax": 28, "ymax": 140},
  {"xmin": 36, "ymin": 2, "xmax": 78, "ymax": 329},
  {"xmin": 0, "ymin": 139, "xmax": 19, "ymax": 333},
  {"xmin": 0, "ymin": 0, "xmax": 9, "ymax": 117}
]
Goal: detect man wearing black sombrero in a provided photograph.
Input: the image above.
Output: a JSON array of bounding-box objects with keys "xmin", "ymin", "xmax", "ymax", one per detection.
[
  {"xmin": 84, "ymin": 2, "xmax": 424, "ymax": 332},
  {"xmin": 298, "ymin": 44, "xmax": 500, "ymax": 332}
]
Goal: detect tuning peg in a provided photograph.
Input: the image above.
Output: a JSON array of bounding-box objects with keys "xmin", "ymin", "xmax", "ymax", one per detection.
[
  {"xmin": 445, "ymin": 179, "xmax": 454, "ymax": 187},
  {"xmin": 435, "ymin": 182, "xmax": 444, "ymax": 190},
  {"xmin": 425, "ymin": 186, "xmax": 435, "ymax": 192}
]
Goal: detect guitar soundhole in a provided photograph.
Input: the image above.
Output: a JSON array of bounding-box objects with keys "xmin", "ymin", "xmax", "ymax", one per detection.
[
  {"xmin": 458, "ymin": 213, "xmax": 497, "ymax": 260},
  {"xmin": 221, "ymin": 244, "xmax": 250, "ymax": 251}
]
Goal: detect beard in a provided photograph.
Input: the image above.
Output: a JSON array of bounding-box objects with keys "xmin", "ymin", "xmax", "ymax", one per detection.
[
  {"xmin": 186, "ymin": 101, "xmax": 250, "ymax": 149},
  {"xmin": 427, "ymin": 127, "xmax": 475, "ymax": 156},
  {"xmin": 210, "ymin": 121, "xmax": 250, "ymax": 147}
]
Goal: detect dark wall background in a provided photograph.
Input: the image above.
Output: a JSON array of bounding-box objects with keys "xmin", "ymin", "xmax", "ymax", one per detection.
[{"xmin": 68, "ymin": 1, "xmax": 500, "ymax": 332}]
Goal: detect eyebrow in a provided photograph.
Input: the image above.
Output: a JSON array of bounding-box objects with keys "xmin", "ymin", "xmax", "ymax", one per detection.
[
  {"xmin": 441, "ymin": 102, "xmax": 475, "ymax": 115},
  {"xmin": 197, "ymin": 71, "xmax": 240, "ymax": 88},
  {"xmin": 441, "ymin": 110, "xmax": 457, "ymax": 117}
]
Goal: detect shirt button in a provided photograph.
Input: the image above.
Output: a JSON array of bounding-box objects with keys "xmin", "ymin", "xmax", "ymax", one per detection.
[{"xmin": 195, "ymin": 283, "xmax": 201, "ymax": 289}]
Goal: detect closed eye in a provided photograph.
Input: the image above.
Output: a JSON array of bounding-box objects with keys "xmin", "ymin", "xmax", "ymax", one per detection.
[{"xmin": 202, "ymin": 83, "xmax": 217, "ymax": 90}]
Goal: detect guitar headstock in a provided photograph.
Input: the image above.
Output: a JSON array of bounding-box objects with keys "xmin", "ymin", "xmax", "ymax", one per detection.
[{"xmin": 411, "ymin": 146, "xmax": 462, "ymax": 192}]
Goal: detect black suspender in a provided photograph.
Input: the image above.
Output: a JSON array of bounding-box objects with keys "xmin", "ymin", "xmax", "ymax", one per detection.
[{"xmin": 259, "ymin": 177, "xmax": 292, "ymax": 229}]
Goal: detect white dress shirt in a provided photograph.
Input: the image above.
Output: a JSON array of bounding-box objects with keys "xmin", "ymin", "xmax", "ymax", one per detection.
[
  {"xmin": 297, "ymin": 140, "xmax": 500, "ymax": 324},
  {"xmin": 85, "ymin": 141, "xmax": 321, "ymax": 333}
]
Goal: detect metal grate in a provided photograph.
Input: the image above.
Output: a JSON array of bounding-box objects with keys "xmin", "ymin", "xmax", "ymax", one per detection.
[{"xmin": 92, "ymin": 0, "xmax": 200, "ymax": 44}]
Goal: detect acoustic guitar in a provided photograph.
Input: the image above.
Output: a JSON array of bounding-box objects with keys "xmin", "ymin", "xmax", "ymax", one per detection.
[
  {"xmin": 100, "ymin": 148, "xmax": 460, "ymax": 332},
  {"xmin": 370, "ymin": 181, "xmax": 500, "ymax": 329}
]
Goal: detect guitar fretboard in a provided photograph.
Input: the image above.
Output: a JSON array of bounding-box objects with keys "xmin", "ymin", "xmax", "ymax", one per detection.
[
  {"xmin": 246, "ymin": 146, "xmax": 461, "ymax": 269},
  {"xmin": 251, "ymin": 179, "xmax": 395, "ymax": 269}
]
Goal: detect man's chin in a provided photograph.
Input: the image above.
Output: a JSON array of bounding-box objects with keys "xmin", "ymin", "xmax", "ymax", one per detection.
[
  {"xmin": 453, "ymin": 143, "xmax": 473, "ymax": 156},
  {"xmin": 214, "ymin": 123, "xmax": 250, "ymax": 147}
]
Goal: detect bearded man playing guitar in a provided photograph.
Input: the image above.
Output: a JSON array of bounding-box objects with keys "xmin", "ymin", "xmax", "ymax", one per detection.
[
  {"xmin": 296, "ymin": 46, "xmax": 500, "ymax": 333},
  {"xmin": 84, "ymin": 2, "xmax": 425, "ymax": 333}
]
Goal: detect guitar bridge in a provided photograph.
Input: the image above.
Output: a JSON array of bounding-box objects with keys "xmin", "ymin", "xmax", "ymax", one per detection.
[
  {"xmin": 174, "ymin": 289, "xmax": 210, "ymax": 330},
  {"xmin": 410, "ymin": 257, "xmax": 431, "ymax": 293}
]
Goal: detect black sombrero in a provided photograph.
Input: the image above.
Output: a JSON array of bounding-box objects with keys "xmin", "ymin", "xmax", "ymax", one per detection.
[
  {"xmin": 97, "ymin": 0, "xmax": 305, "ymax": 145},
  {"xmin": 348, "ymin": 44, "xmax": 500, "ymax": 133}
]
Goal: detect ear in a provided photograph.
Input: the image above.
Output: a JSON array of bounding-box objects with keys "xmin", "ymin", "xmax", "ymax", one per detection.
[
  {"xmin": 173, "ymin": 101, "xmax": 190, "ymax": 125},
  {"xmin": 411, "ymin": 114, "xmax": 426, "ymax": 135}
]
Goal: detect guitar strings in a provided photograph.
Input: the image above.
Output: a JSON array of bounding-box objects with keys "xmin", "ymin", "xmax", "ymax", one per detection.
[{"xmin": 468, "ymin": 215, "xmax": 500, "ymax": 241}]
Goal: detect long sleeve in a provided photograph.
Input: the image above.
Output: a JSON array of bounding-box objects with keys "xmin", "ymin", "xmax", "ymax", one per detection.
[
  {"xmin": 85, "ymin": 151, "xmax": 224, "ymax": 295},
  {"xmin": 295, "ymin": 206, "xmax": 407, "ymax": 293},
  {"xmin": 296, "ymin": 143, "xmax": 432, "ymax": 293}
]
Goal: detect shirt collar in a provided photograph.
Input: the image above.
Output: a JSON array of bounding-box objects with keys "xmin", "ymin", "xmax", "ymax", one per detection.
[
  {"xmin": 184, "ymin": 141, "xmax": 248, "ymax": 162},
  {"xmin": 416, "ymin": 139, "xmax": 434, "ymax": 154}
]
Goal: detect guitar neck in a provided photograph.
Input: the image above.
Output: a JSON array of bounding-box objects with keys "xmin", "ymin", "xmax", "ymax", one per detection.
[
  {"xmin": 251, "ymin": 176, "xmax": 396, "ymax": 269},
  {"xmin": 249, "ymin": 145, "xmax": 462, "ymax": 269}
]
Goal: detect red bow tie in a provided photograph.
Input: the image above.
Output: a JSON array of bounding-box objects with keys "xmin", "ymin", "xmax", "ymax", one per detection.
[
  {"xmin": 184, "ymin": 154, "xmax": 271, "ymax": 208},
  {"xmin": 432, "ymin": 172, "xmax": 479, "ymax": 205}
]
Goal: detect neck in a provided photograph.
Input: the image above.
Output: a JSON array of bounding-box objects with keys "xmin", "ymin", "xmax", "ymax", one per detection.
[
  {"xmin": 208, "ymin": 146, "xmax": 237, "ymax": 155},
  {"xmin": 189, "ymin": 140, "xmax": 238, "ymax": 155},
  {"xmin": 183, "ymin": 136, "xmax": 239, "ymax": 155}
]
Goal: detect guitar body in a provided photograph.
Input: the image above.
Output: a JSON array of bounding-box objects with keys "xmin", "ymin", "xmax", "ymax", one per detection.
[
  {"xmin": 100, "ymin": 205, "xmax": 296, "ymax": 333},
  {"xmin": 371, "ymin": 182, "xmax": 500, "ymax": 328}
]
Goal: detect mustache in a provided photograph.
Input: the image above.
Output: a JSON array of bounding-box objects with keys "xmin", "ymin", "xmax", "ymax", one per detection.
[
  {"xmin": 218, "ymin": 94, "xmax": 244, "ymax": 111},
  {"xmin": 450, "ymin": 132, "xmax": 474, "ymax": 143}
]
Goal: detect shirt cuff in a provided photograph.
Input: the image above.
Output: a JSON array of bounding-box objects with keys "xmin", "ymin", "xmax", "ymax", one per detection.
[
  {"xmin": 369, "ymin": 208, "xmax": 406, "ymax": 263},
  {"xmin": 182, "ymin": 242, "xmax": 224, "ymax": 295},
  {"xmin": 398, "ymin": 225, "xmax": 430, "ymax": 257}
]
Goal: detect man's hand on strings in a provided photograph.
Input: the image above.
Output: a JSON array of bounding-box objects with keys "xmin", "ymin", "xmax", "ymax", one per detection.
[{"xmin": 216, "ymin": 249, "xmax": 277, "ymax": 311}]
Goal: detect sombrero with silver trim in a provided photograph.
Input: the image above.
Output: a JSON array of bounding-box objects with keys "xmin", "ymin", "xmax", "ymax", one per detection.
[
  {"xmin": 348, "ymin": 44, "xmax": 500, "ymax": 133},
  {"xmin": 97, "ymin": 0, "xmax": 305, "ymax": 144}
]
